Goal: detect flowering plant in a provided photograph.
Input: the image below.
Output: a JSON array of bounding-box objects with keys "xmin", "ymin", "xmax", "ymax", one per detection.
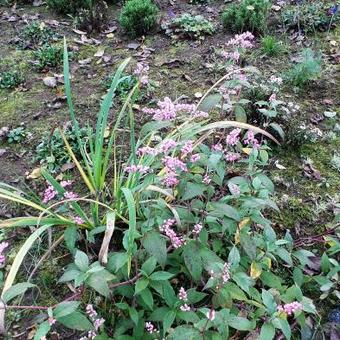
[{"xmin": 0, "ymin": 40, "xmax": 335, "ymax": 340}]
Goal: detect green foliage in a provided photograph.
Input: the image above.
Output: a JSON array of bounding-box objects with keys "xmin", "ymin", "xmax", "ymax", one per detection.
[
  {"xmin": 18, "ymin": 21, "xmax": 57, "ymax": 49},
  {"xmin": 0, "ymin": 69, "xmax": 23, "ymax": 89},
  {"xmin": 36, "ymin": 125, "xmax": 90, "ymax": 172},
  {"xmin": 282, "ymin": 2, "xmax": 340, "ymax": 33},
  {"xmin": 286, "ymin": 48, "xmax": 322, "ymax": 87},
  {"xmin": 7, "ymin": 127, "xmax": 27, "ymax": 144},
  {"xmin": 260, "ymin": 36, "xmax": 284, "ymax": 56},
  {"xmin": 119, "ymin": 0, "xmax": 159, "ymax": 37},
  {"xmin": 34, "ymin": 44, "xmax": 63, "ymax": 71},
  {"xmin": 221, "ymin": 0, "xmax": 270, "ymax": 34},
  {"xmin": 165, "ymin": 13, "xmax": 215, "ymax": 40},
  {"xmin": 47, "ymin": 0, "xmax": 91, "ymax": 15},
  {"xmin": 103, "ymin": 73, "xmax": 137, "ymax": 98}
]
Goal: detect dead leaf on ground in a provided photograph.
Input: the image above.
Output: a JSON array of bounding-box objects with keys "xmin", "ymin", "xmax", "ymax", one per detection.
[{"xmin": 302, "ymin": 159, "xmax": 321, "ymax": 180}]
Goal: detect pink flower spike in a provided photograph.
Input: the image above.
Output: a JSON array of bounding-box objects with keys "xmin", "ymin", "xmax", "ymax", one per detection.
[
  {"xmin": 193, "ymin": 223, "xmax": 203, "ymax": 235},
  {"xmin": 190, "ymin": 153, "xmax": 200, "ymax": 163},
  {"xmin": 178, "ymin": 287, "xmax": 188, "ymax": 301},
  {"xmin": 48, "ymin": 317, "xmax": 56, "ymax": 326},
  {"xmin": 202, "ymin": 175, "xmax": 211, "ymax": 185},
  {"xmin": 226, "ymin": 128, "xmax": 241, "ymax": 146},
  {"xmin": 74, "ymin": 216, "xmax": 84, "ymax": 225},
  {"xmin": 180, "ymin": 304, "xmax": 191, "ymax": 312},
  {"xmin": 64, "ymin": 191, "xmax": 78, "ymax": 200},
  {"xmin": 145, "ymin": 321, "xmax": 157, "ymax": 334}
]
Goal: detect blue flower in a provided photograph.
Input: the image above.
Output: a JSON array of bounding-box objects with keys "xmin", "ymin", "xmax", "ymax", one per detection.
[{"xmin": 329, "ymin": 4, "xmax": 339, "ymax": 15}]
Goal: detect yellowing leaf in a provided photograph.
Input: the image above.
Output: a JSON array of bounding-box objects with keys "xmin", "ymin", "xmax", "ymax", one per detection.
[
  {"xmin": 262, "ymin": 257, "xmax": 272, "ymax": 269},
  {"xmin": 250, "ymin": 261, "xmax": 262, "ymax": 279},
  {"xmin": 27, "ymin": 167, "xmax": 42, "ymax": 179},
  {"xmin": 235, "ymin": 229, "xmax": 240, "ymax": 245},
  {"xmin": 239, "ymin": 217, "xmax": 251, "ymax": 229},
  {"xmin": 242, "ymin": 148, "xmax": 252, "ymax": 155}
]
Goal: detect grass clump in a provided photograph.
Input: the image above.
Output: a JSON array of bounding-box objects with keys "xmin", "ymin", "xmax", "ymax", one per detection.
[
  {"xmin": 119, "ymin": 0, "xmax": 159, "ymax": 37},
  {"xmin": 221, "ymin": 0, "xmax": 270, "ymax": 34},
  {"xmin": 46, "ymin": 0, "xmax": 90, "ymax": 15},
  {"xmin": 260, "ymin": 36, "xmax": 284, "ymax": 56},
  {"xmin": 286, "ymin": 48, "xmax": 322, "ymax": 87}
]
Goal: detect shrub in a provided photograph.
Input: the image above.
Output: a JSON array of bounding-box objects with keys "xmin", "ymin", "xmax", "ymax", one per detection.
[
  {"xmin": 119, "ymin": 0, "xmax": 159, "ymax": 37},
  {"xmin": 285, "ymin": 48, "xmax": 322, "ymax": 87},
  {"xmin": 260, "ymin": 36, "xmax": 284, "ymax": 56},
  {"xmin": 18, "ymin": 21, "xmax": 57, "ymax": 49},
  {"xmin": 34, "ymin": 45, "xmax": 63, "ymax": 71},
  {"xmin": 46, "ymin": 0, "xmax": 90, "ymax": 15},
  {"xmin": 0, "ymin": 69, "xmax": 23, "ymax": 89},
  {"xmin": 221, "ymin": 0, "xmax": 270, "ymax": 34},
  {"xmin": 282, "ymin": 2, "xmax": 340, "ymax": 33},
  {"xmin": 6, "ymin": 126, "xmax": 27, "ymax": 143},
  {"xmin": 164, "ymin": 13, "xmax": 215, "ymax": 40}
]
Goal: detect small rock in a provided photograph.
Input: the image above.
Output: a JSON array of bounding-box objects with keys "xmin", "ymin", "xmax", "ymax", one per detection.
[
  {"xmin": 194, "ymin": 92, "xmax": 203, "ymax": 98},
  {"xmin": 0, "ymin": 149, "xmax": 7, "ymax": 157},
  {"xmin": 43, "ymin": 76, "xmax": 57, "ymax": 88}
]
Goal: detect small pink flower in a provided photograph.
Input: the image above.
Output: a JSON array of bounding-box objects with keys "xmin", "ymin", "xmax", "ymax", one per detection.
[
  {"xmin": 193, "ymin": 223, "xmax": 203, "ymax": 235},
  {"xmin": 74, "ymin": 216, "xmax": 84, "ymax": 225},
  {"xmin": 277, "ymin": 301, "xmax": 303, "ymax": 316},
  {"xmin": 60, "ymin": 180, "xmax": 73, "ymax": 188},
  {"xmin": 222, "ymin": 262, "xmax": 231, "ymax": 283},
  {"xmin": 42, "ymin": 185, "xmax": 57, "ymax": 204},
  {"xmin": 212, "ymin": 143, "xmax": 223, "ymax": 152},
  {"xmin": 162, "ymin": 156, "xmax": 187, "ymax": 172},
  {"xmin": 125, "ymin": 164, "xmax": 151, "ymax": 174},
  {"xmin": 269, "ymin": 93, "xmax": 277, "ymax": 102},
  {"xmin": 159, "ymin": 219, "xmax": 185, "ymax": 249},
  {"xmin": 162, "ymin": 170, "xmax": 179, "ymax": 187},
  {"xmin": 181, "ymin": 140, "xmax": 194, "ymax": 155},
  {"xmin": 206, "ymin": 309, "xmax": 216, "ymax": 321},
  {"xmin": 190, "ymin": 153, "xmax": 200, "ymax": 163},
  {"xmin": 64, "ymin": 191, "xmax": 78, "ymax": 200},
  {"xmin": 226, "ymin": 128, "xmax": 241, "ymax": 146},
  {"xmin": 48, "ymin": 317, "xmax": 56, "ymax": 326},
  {"xmin": 160, "ymin": 139, "xmax": 177, "ymax": 154},
  {"xmin": 94, "ymin": 318, "xmax": 105, "ymax": 330},
  {"xmin": 86, "ymin": 304, "xmax": 97, "ymax": 319},
  {"xmin": 180, "ymin": 304, "xmax": 191, "ymax": 312},
  {"xmin": 0, "ymin": 241, "xmax": 9, "ymax": 266},
  {"xmin": 178, "ymin": 287, "xmax": 188, "ymax": 301},
  {"xmin": 229, "ymin": 183, "xmax": 240, "ymax": 196},
  {"xmin": 202, "ymin": 175, "xmax": 211, "ymax": 185},
  {"xmin": 225, "ymin": 152, "xmax": 240, "ymax": 162},
  {"xmin": 145, "ymin": 321, "xmax": 157, "ymax": 334}
]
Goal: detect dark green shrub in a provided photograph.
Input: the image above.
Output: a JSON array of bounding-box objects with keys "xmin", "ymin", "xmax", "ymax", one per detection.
[
  {"xmin": 221, "ymin": 0, "xmax": 270, "ymax": 34},
  {"xmin": 34, "ymin": 45, "xmax": 63, "ymax": 71},
  {"xmin": 285, "ymin": 49, "xmax": 322, "ymax": 87},
  {"xmin": 119, "ymin": 0, "xmax": 159, "ymax": 37},
  {"xmin": 46, "ymin": 0, "xmax": 91, "ymax": 15}
]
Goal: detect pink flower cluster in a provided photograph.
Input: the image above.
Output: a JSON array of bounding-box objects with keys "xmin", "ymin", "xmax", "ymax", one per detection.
[
  {"xmin": 221, "ymin": 262, "xmax": 231, "ymax": 283},
  {"xmin": 48, "ymin": 317, "xmax": 56, "ymax": 326},
  {"xmin": 221, "ymin": 50, "xmax": 240, "ymax": 62},
  {"xmin": 226, "ymin": 32, "xmax": 255, "ymax": 49},
  {"xmin": 125, "ymin": 164, "xmax": 151, "ymax": 174},
  {"xmin": 202, "ymin": 174, "xmax": 211, "ymax": 184},
  {"xmin": 244, "ymin": 130, "xmax": 260, "ymax": 149},
  {"xmin": 145, "ymin": 321, "xmax": 158, "ymax": 334},
  {"xmin": 42, "ymin": 185, "xmax": 57, "ymax": 204},
  {"xmin": 277, "ymin": 301, "xmax": 303, "ymax": 315},
  {"xmin": 159, "ymin": 219, "xmax": 185, "ymax": 249},
  {"xmin": 0, "ymin": 242, "xmax": 9, "ymax": 266},
  {"xmin": 181, "ymin": 140, "xmax": 194, "ymax": 155},
  {"xmin": 178, "ymin": 287, "xmax": 191, "ymax": 312},
  {"xmin": 80, "ymin": 305, "xmax": 105, "ymax": 340},
  {"xmin": 193, "ymin": 223, "xmax": 203, "ymax": 235},
  {"xmin": 212, "ymin": 143, "xmax": 223, "ymax": 152},
  {"xmin": 229, "ymin": 183, "xmax": 240, "ymax": 196},
  {"xmin": 209, "ymin": 262, "xmax": 231, "ymax": 288},
  {"xmin": 226, "ymin": 128, "xmax": 241, "ymax": 146},
  {"xmin": 142, "ymin": 97, "xmax": 207, "ymax": 121},
  {"xmin": 134, "ymin": 62, "xmax": 149, "ymax": 85},
  {"xmin": 64, "ymin": 191, "xmax": 78, "ymax": 200},
  {"xmin": 225, "ymin": 152, "xmax": 240, "ymax": 162},
  {"xmin": 162, "ymin": 156, "xmax": 188, "ymax": 172},
  {"xmin": 74, "ymin": 216, "xmax": 84, "ymax": 225}
]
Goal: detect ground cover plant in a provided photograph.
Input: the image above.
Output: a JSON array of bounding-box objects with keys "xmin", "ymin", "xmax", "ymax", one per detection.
[{"xmin": 0, "ymin": 0, "xmax": 339, "ymax": 339}]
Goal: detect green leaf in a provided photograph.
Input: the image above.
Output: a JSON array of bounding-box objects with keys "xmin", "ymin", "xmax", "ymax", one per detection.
[
  {"xmin": 167, "ymin": 326, "xmax": 201, "ymax": 340},
  {"xmin": 182, "ymin": 183, "xmax": 205, "ymax": 200},
  {"xmin": 198, "ymin": 93, "xmax": 222, "ymax": 112},
  {"xmin": 276, "ymin": 247, "xmax": 293, "ymax": 266},
  {"xmin": 233, "ymin": 272, "xmax": 254, "ymax": 294},
  {"xmin": 141, "ymin": 257, "xmax": 157, "ymax": 276},
  {"xmin": 135, "ymin": 278, "xmax": 149, "ymax": 295},
  {"xmin": 293, "ymin": 267, "xmax": 304, "ymax": 287},
  {"xmin": 87, "ymin": 273, "xmax": 110, "ymax": 297},
  {"xmin": 128, "ymin": 307, "xmax": 139, "ymax": 326},
  {"xmin": 140, "ymin": 287, "xmax": 153, "ymax": 310},
  {"xmin": 75, "ymin": 250, "xmax": 89, "ymax": 272},
  {"xmin": 58, "ymin": 311, "xmax": 92, "ymax": 331},
  {"xmin": 228, "ymin": 246, "xmax": 240, "ymax": 266},
  {"xmin": 228, "ymin": 316, "xmax": 254, "ymax": 331},
  {"xmin": 261, "ymin": 289, "xmax": 277, "ymax": 314},
  {"xmin": 235, "ymin": 105, "xmax": 247, "ymax": 122},
  {"xmin": 34, "ymin": 321, "xmax": 51, "ymax": 340},
  {"xmin": 260, "ymin": 271, "xmax": 282, "ymax": 289},
  {"xmin": 273, "ymin": 318, "xmax": 291, "ymax": 339},
  {"xmin": 59, "ymin": 269, "xmax": 81, "ymax": 283},
  {"xmin": 187, "ymin": 289, "xmax": 207, "ymax": 304},
  {"xmin": 2, "ymin": 283, "xmax": 36, "ymax": 303},
  {"xmin": 142, "ymin": 231, "xmax": 167, "ymax": 267},
  {"xmin": 150, "ymin": 271, "xmax": 174, "ymax": 281},
  {"xmin": 183, "ymin": 242, "xmax": 203, "ymax": 281},
  {"xmin": 163, "ymin": 310, "xmax": 176, "ymax": 333},
  {"xmin": 260, "ymin": 322, "xmax": 275, "ymax": 340},
  {"xmin": 107, "ymin": 253, "xmax": 128, "ymax": 273},
  {"xmin": 54, "ymin": 301, "xmax": 80, "ymax": 319},
  {"xmin": 64, "ymin": 226, "xmax": 78, "ymax": 253},
  {"xmin": 208, "ymin": 203, "xmax": 241, "ymax": 221},
  {"xmin": 224, "ymin": 282, "xmax": 247, "ymax": 301}
]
